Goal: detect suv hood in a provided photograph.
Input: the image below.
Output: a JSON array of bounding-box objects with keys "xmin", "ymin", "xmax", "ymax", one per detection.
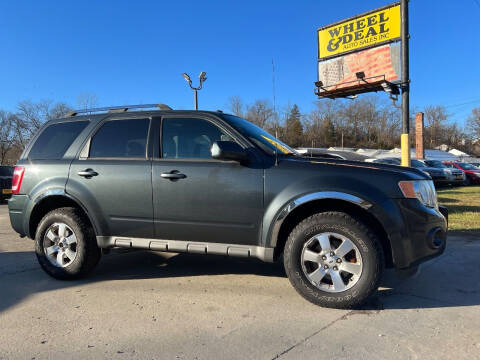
[{"xmin": 292, "ymin": 155, "xmax": 429, "ymax": 180}]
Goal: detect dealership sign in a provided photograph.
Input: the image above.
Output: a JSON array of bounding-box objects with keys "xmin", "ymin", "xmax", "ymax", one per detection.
[
  {"xmin": 316, "ymin": 2, "xmax": 403, "ymax": 98},
  {"xmin": 318, "ymin": 3, "xmax": 401, "ymax": 60}
]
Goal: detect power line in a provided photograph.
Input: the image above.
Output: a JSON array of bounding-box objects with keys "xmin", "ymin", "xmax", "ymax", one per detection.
[{"xmin": 443, "ymin": 97, "xmax": 480, "ymax": 109}]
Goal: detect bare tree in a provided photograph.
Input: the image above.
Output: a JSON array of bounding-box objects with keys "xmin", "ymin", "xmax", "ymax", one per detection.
[
  {"xmin": 245, "ymin": 99, "xmax": 274, "ymax": 129},
  {"xmin": 14, "ymin": 100, "xmax": 72, "ymax": 148},
  {"xmin": 0, "ymin": 111, "xmax": 16, "ymax": 165},
  {"xmin": 306, "ymin": 101, "xmax": 340, "ymax": 147},
  {"xmin": 468, "ymin": 107, "xmax": 480, "ymax": 140},
  {"xmin": 77, "ymin": 93, "xmax": 99, "ymax": 112},
  {"xmin": 424, "ymin": 105, "xmax": 449, "ymax": 148},
  {"xmin": 228, "ymin": 96, "xmax": 244, "ymax": 117}
]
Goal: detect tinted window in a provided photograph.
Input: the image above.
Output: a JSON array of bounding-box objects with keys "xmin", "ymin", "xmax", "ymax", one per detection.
[
  {"xmin": 28, "ymin": 121, "xmax": 89, "ymax": 160},
  {"xmin": 221, "ymin": 114, "xmax": 297, "ymax": 155},
  {"xmin": 0, "ymin": 166, "xmax": 13, "ymax": 176},
  {"xmin": 458, "ymin": 163, "xmax": 477, "ymax": 170},
  {"xmin": 374, "ymin": 158, "xmax": 400, "ymax": 165},
  {"xmin": 424, "ymin": 160, "xmax": 446, "ymax": 168},
  {"xmin": 162, "ymin": 118, "xmax": 232, "ymax": 159},
  {"xmin": 89, "ymin": 119, "xmax": 149, "ymax": 158},
  {"xmin": 411, "ymin": 159, "xmax": 426, "ymax": 168}
]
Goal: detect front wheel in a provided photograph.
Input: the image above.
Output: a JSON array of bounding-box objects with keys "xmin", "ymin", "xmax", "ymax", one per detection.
[
  {"xmin": 283, "ymin": 211, "xmax": 384, "ymax": 309},
  {"xmin": 35, "ymin": 207, "xmax": 101, "ymax": 280}
]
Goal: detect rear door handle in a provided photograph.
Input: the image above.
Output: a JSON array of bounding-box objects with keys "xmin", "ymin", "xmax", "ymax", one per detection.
[
  {"xmin": 78, "ymin": 169, "xmax": 98, "ymax": 178},
  {"xmin": 161, "ymin": 170, "xmax": 186, "ymax": 180}
]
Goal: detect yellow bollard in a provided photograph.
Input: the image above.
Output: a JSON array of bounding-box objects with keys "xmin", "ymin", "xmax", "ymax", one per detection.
[{"xmin": 401, "ymin": 133, "xmax": 411, "ymax": 167}]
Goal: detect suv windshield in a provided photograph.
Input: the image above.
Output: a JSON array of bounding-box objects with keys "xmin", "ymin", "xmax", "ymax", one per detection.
[
  {"xmin": 221, "ymin": 114, "xmax": 297, "ymax": 156},
  {"xmin": 424, "ymin": 160, "xmax": 446, "ymax": 168},
  {"xmin": 0, "ymin": 166, "xmax": 13, "ymax": 176},
  {"xmin": 458, "ymin": 163, "xmax": 478, "ymax": 170},
  {"xmin": 410, "ymin": 159, "xmax": 426, "ymax": 168}
]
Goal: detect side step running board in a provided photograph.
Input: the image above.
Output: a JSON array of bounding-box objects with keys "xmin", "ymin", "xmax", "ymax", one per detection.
[{"xmin": 96, "ymin": 236, "xmax": 274, "ymax": 262}]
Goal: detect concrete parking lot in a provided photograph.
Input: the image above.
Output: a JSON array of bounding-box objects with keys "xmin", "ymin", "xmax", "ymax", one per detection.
[{"xmin": 0, "ymin": 203, "xmax": 479, "ymax": 360}]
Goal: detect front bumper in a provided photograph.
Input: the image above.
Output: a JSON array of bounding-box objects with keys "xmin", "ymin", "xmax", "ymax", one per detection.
[
  {"xmin": 391, "ymin": 199, "xmax": 447, "ymax": 269},
  {"xmin": 430, "ymin": 175, "xmax": 449, "ymax": 184},
  {"xmin": 467, "ymin": 174, "xmax": 480, "ymax": 184}
]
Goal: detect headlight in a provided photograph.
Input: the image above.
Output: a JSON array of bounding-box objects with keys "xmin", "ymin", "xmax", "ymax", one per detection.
[
  {"xmin": 444, "ymin": 169, "xmax": 452, "ymax": 175},
  {"xmin": 399, "ymin": 180, "xmax": 438, "ymax": 208}
]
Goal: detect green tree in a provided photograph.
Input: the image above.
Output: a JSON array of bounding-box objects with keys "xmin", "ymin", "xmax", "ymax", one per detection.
[
  {"xmin": 322, "ymin": 117, "xmax": 336, "ymax": 146},
  {"xmin": 283, "ymin": 104, "xmax": 303, "ymax": 148}
]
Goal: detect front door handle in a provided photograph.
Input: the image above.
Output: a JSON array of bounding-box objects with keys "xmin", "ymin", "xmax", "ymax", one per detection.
[
  {"xmin": 161, "ymin": 170, "xmax": 186, "ymax": 180},
  {"xmin": 78, "ymin": 169, "xmax": 99, "ymax": 178}
]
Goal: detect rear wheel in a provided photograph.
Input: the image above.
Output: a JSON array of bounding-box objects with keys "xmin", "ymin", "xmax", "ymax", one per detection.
[
  {"xmin": 35, "ymin": 207, "xmax": 101, "ymax": 280},
  {"xmin": 283, "ymin": 211, "xmax": 384, "ymax": 309}
]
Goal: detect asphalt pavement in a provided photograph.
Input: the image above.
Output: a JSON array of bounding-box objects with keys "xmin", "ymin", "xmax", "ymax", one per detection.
[{"xmin": 0, "ymin": 203, "xmax": 479, "ymax": 359}]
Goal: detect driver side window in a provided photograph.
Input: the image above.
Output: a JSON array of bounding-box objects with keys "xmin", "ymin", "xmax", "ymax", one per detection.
[{"xmin": 161, "ymin": 118, "xmax": 232, "ymax": 159}]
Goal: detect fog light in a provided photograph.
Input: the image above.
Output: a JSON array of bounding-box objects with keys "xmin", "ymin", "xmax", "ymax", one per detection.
[{"xmin": 428, "ymin": 227, "xmax": 445, "ymax": 249}]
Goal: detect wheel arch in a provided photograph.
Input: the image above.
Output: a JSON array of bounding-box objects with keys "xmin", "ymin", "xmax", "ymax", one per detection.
[
  {"xmin": 269, "ymin": 193, "xmax": 393, "ymax": 268},
  {"xmin": 28, "ymin": 192, "xmax": 98, "ymax": 239}
]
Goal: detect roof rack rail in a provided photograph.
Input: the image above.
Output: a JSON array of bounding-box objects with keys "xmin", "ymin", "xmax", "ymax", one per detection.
[{"xmin": 66, "ymin": 103, "xmax": 173, "ymax": 117}]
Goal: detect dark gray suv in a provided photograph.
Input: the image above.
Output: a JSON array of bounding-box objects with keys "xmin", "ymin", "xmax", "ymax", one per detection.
[{"xmin": 8, "ymin": 105, "xmax": 448, "ymax": 308}]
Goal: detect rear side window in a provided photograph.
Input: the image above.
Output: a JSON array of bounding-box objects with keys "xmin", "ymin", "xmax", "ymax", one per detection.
[
  {"xmin": 28, "ymin": 121, "xmax": 89, "ymax": 160},
  {"xmin": 89, "ymin": 119, "xmax": 149, "ymax": 158}
]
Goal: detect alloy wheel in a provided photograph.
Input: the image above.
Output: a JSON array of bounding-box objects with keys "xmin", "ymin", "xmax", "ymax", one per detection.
[
  {"xmin": 43, "ymin": 222, "xmax": 78, "ymax": 268},
  {"xmin": 301, "ymin": 232, "xmax": 363, "ymax": 293}
]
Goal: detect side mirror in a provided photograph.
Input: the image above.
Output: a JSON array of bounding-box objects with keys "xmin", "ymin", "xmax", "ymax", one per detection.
[{"xmin": 211, "ymin": 141, "xmax": 247, "ymax": 163}]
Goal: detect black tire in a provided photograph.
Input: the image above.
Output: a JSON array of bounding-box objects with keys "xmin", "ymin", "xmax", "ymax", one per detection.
[
  {"xmin": 283, "ymin": 211, "xmax": 384, "ymax": 309},
  {"xmin": 35, "ymin": 207, "xmax": 101, "ymax": 280}
]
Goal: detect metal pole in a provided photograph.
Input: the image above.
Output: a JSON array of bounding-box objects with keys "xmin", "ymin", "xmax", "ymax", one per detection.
[
  {"xmin": 400, "ymin": 0, "xmax": 411, "ymax": 167},
  {"xmin": 194, "ymin": 89, "xmax": 198, "ymax": 110}
]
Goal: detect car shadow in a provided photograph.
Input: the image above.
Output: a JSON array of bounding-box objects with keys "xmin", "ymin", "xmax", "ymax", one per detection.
[
  {"xmin": 1, "ymin": 236, "xmax": 479, "ymax": 313},
  {"xmin": 436, "ymin": 196, "xmax": 460, "ymax": 204}
]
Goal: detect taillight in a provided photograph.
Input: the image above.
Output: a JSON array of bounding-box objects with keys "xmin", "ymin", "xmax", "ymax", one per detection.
[{"xmin": 11, "ymin": 166, "xmax": 25, "ymax": 194}]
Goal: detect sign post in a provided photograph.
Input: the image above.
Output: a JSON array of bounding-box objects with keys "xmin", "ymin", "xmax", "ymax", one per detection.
[{"xmin": 400, "ymin": 0, "xmax": 410, "ymax": 167}]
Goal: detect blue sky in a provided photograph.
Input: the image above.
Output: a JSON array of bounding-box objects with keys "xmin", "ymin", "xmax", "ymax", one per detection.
[{"xmin": 1, "ymin": 0, "xmax": 479, "ymax": 126}]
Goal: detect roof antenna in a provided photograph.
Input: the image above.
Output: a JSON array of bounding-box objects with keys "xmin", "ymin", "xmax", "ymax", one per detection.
[
  {"xmin": 272, "ymin": 59, "xmax": 279, "ymax": 166},
  {"xmin": 274, "ymin": 142, "xmax": 279, "ymax": 166}
]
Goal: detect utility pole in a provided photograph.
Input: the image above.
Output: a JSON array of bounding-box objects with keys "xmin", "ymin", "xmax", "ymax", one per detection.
[{"xmin": 400, "ymin": 0, "xmax": 411, "ymax": 167}]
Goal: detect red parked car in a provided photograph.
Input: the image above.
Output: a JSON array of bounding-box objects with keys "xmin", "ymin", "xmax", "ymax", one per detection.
[{"xmin": 442, "ymin": 161, "xmax": 480, "ymax": 185}]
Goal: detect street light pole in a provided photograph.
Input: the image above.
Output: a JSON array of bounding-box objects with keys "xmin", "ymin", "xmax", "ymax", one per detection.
[
  {"xmin": 400, "ymin": 0, "xmax": 410, "ymax": 167},
  {"xmin": 182, "ymin": 72, "xmax": 207, "ymax": 110}
]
